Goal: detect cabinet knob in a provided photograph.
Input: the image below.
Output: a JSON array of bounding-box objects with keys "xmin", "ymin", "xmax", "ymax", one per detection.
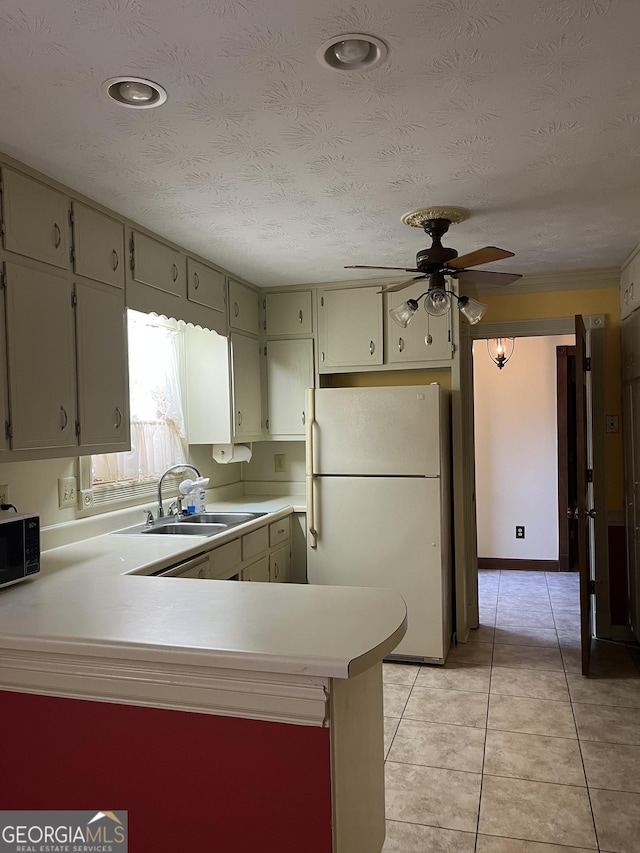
[
  {"xmin": 198, "ymin": 568, "xmax": 206, "ymax": 579},
  {"xmin": 53, "ymin": 223, "xmax": 62, "ymax": 248},
  {"xmin": 298, "ymin": 310, "xmax": 303, "ymax": 323},
  {"xmin": 274, "ymin": 562, "xmax": 279, "ymax": 579},
  {"xmin": 194, "ymin": 272, "xmax": 200, "ymax": 289},
  {"xmin": 60, "ymin": 405, "xmax": 68, "ymax": 430},
  {"xmin": 234, "ymin": 302, "xmax": 239, "ymax": 317},
  {"xmin": 398, "ymin": 337, "xmax": 404, "ymax": 353},
  {"xmin": 369, "ymin": 340, "xmax": 375, "ymax": 356},
  {"xmin": 172, "ymin": 263, "xmax": 178, "ymax": 282},
  {"xmin": 114, "ymin": 407, "xmax": 122, "ymax": 429},
  {"xmin": 237, "ymin": 410, "xmax": 243, "ymax": 426},
  {"xmin": 302, "ymin": 411, "xmax": 306, "ymax": 425},
  {"xmin": 112, "ymin": 249, "xmax": 119, "ymax": 271}
]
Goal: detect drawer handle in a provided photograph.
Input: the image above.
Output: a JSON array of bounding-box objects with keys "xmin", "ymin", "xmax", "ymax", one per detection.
[
  {"xmin": 53, "ymin": 223, "xmax": 62, "ymax": 248},
  {"xmin": 237, "ymin": 410, "xmax": 242, "ymax": 426},
  {"xmin": 298, "ymin": 309, "xmax": 303, "ymax": 323},
  {"xmin": 369, "ymin": 340, "xmax": 375, "ymax": 356},
  {"xmin": 194, "ymin": 271, "xmax": 200, "ymax": 290},
  {"xmin": 112, "ymin": 249, "xmax": 119, "ymax": 271},
  {"xmin": 302, "ymin": 411, "xmax": 306, "ymax": 425},
  {"xmin": 60, "ymin": 405, "xmax": 68, "ymax": 430},
  {"xmin": 274, "ymin": 562, "xmax": 279, "ymax": 579},
  {"xmin": 234, "ymin": 301, "xmax": 239, "ymax": 317},
  {"xmin": 398, "ymin": 337, "xmax": 404, "ymax": 353},
  {"xmin": 172, "ymin": 263, "xmax": 179, "ymax": 282},
  {"xmin": 114, "ymin": 406, "xmax": 122, "ymax": 429}
]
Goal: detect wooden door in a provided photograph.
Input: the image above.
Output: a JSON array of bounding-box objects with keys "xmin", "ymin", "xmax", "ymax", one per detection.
[
  {"xmin": 575, "ymin": 315, "xmax": 593, "ymax": 676},
  {"xmin": 557, "ymin": 346, "xmax": 578, "ymax": 572}
]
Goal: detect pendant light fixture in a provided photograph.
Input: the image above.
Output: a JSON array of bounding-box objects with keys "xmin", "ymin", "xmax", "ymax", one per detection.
[{"xmin": 487, "ymin": 337, "xmax": 515, "ymax": 369}]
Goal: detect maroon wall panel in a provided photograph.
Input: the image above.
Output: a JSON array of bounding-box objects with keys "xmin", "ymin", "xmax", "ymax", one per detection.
[{"xmin": 0, "ymin": 690, "xmax": 332, "ymax": 853}]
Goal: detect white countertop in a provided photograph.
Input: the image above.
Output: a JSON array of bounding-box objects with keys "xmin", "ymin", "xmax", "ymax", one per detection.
[{"xmin": 0, "ymin": 494, "xmax": 407, "ymax": 683}]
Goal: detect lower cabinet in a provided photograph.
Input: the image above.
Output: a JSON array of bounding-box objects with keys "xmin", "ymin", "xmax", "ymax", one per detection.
[
  {"xmin": 241, "ymin": 556, "xmax": 270, "ymax": 582},
  {"xmin": 270, "ymin": 544, "xmax": 290, "ymax": 583}
]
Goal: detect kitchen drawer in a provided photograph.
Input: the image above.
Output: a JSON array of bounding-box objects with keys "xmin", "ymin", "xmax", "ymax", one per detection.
[
  {"xmin": 269, "ymin": 518, "xmax": 290, "ymax": 548},
  {"xmin": 269, "ymin": 544, "xmax": 290, "ymax": 583},
  {"xmin": 242, "ymin": 525, "xmax": 269, "ymax": 561},
  {"xmin": 241, "ymin": 555, "xmax": 270, "ymax": 582},
  {"xmin": 210, "ymin": 538, "xmax": 242, "ymax": 578}
]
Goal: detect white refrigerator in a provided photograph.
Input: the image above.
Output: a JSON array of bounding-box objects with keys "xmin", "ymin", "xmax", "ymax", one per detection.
[{"xmin": 306, "ymin": 384, "xmax": 452, "ymax": 663}]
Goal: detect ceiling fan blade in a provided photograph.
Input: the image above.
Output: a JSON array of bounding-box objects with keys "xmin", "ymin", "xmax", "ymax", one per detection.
[
  {"xmin": 344, "ymin": 264, "xmax": 420, "ymax": 272},
  {"xmin": 378, "ymin": 275, "xmax": 427, "ymax": 293},
  {"xmin": 446, "ymin": 247, "xmax": 515, "ymax": 270},
  {"xmin": 451, "ymin": 269, "xmax": 522, "ymax": 286}
]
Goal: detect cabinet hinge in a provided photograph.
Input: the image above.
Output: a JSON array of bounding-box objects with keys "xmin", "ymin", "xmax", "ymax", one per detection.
[
  {"xmin": 262, "ymin": 298, "xmax": 266, "ymax": 309},
  {"xmin": 71, "ymin": 291, "xmax": 77, "ymax": 308},
  {"xmin": 265, "ymin": 418, "xmax": 269, "ymax": 430},
  {"xmin": 263, "ymin": 345, "xmax": 267, "ymax": 356},
  {"xmin": 0, "ymin": 179, "xmax": 3, "ymax": 193},
  {"xmin": 129, "ymin": 235, "xmax": 135, "ymax": 272},
  {"xmin": 0, "ymin": 269, "xmax": 6, "ymax": 289},
  {"xmin": 5, "ymin": 421, "xmax": 11, "ymax": 440},
  {"xmin": 320, "ymin": 296, "xmax": 324, "ymax": 307},
  {"xmin": 588, "ymin": 579, "xmax": 596, "ymax": 595},
  {"xmin": 69, "ymin": 246, "xmax": 75, "ymax": 264},
  {"xmin": 75, "ymin": 421, "xmax": 81, "ymax": 438},
  {"xmin": 585, "ymin": 357, "xmax": 591, "ymax": 371},
  {"xmin": 587, "ymin": 468, "xmax": 593, "ymax": 483},
  {"xmin": 68, "ymin": 209, "xmax": 74, "ymax": 226},
  {"xmin": 263, "ymin": 320, "xmax": 267, "ymax": 331},
  {"xmin": 0, "ymin": 222, "xmax": 5, "ymax": 236}
]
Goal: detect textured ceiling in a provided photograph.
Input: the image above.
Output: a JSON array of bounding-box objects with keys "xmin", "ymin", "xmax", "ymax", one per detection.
[{"xmin": 0, "ymin": 0, "xmax": 638, "ymax": 287}]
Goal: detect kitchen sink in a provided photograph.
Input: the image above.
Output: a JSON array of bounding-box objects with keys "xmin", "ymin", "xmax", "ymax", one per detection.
[
  {"xmin": 112, "ymin": 511, "xmax": 267, "ymax": 537},
  {"xmin": 178, "ymin": 512, "xmax": 266, "ymax": 525}
]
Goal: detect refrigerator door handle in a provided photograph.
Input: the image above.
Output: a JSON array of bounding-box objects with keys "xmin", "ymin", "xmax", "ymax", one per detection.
[{"xmin": 306, "ymin": 388, "xmax": 318, "ymax": 548}]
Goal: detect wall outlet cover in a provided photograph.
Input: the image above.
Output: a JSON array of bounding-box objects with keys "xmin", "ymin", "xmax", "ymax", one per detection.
[
  {"xmin": 58, "ymin": 477, "xmax": 77, "ymax": 509},
  {"xmin": 274, "ymin": 453, "xmax": 287, "ymax": 473},
  {"xmin": 516, "ymin": 526, "xmax": 525, "ymax": 539},
  {"xmin": 0, "ymin": 484, "xmax": 8, "ymax": 505}
]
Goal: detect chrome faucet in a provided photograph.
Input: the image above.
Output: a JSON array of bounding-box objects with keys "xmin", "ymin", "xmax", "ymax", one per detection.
[{"xmin": 157, "ymin": 464, "xmax": 201, "ymax": 518}]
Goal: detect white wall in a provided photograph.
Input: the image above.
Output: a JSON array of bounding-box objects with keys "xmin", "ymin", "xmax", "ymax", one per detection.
[{"xmin": 474, "ymin": 335, "xmax": 574, "ymax": 561}]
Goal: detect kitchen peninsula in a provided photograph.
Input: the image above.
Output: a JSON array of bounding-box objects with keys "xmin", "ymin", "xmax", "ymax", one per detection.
[{"xmin": 0, "ymin": 500, "xmax": 407, "ymax": 853}]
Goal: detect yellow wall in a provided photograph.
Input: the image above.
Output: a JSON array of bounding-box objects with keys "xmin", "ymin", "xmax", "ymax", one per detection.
[
  {"xmin": 481, "ymin": 286, "xmax": 623, "ymax": 513},
  {"xmin": 324, "ymin": 369, "xmax": 451, "ymax": 389}
]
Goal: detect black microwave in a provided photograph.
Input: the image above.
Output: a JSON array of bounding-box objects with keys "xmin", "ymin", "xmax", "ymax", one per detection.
[{"xmin": 0, "ymin": 513, "xmax": 40, "ymax": 589}]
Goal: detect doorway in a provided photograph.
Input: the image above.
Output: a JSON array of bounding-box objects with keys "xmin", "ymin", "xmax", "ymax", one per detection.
[{"xmin": 472, "ymin": 334, "xmax": 575, "ymax": 573}]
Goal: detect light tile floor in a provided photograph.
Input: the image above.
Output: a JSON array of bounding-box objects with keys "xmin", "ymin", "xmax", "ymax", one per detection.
[{"xmin": 382, "ymin": 570, "xmax": 640, "ymax": 853}]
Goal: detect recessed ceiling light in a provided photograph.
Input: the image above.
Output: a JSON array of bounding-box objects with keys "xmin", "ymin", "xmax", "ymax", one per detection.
[
  {"xmin": 317, "ymin": 33, "xmax": 388, "ymax": 72},
  {"xmin": 103, "ymin": 76, "xmax": 167, "ymax": 109}
]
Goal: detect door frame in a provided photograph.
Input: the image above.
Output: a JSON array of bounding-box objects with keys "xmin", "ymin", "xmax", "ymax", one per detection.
[{"xmin": 454, "ymin": 314, "xmax": 610, "ymax": 641}]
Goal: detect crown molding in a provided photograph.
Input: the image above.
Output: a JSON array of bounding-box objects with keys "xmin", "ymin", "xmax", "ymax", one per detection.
[{"xmin": 463, "ymin": 267, "xmax": 620, "ymax": 298}]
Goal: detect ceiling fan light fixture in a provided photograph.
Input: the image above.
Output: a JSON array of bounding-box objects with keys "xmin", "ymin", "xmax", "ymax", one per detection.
[
  {"xmin": 103, "ymin": 76, "xmax": 167, "ymax": 109},
  {"xmin": 458, "ymin": 295, "xmax": 487, "ymax": 325},
  {"xmin": 424, "ymin": 289, "xmax": 452, "ymax": 317},
  {"xmin": 389, "ymin": 299, "xmax": 419, "ymax": 328},
  {"xmin": 317, "ymin": 33, "xmax": 388, "ymax": 71}
]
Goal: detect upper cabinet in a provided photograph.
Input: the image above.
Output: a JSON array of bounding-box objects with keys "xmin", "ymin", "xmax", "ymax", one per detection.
[
  {"xmin": 265, "ymin": 338, "xmax": 314, "ymax": 438},
  {"xmin": 187, "ymin": 258, "xmax": 226, "ymax": 313},
  {"xmin": 265, "ymin": 290, "xmax": 313, "ymax": 336},
  {"xmin": 1, "ymin": 167, "xmax": 69, "ymax": 269},
  {"xmin": 317, "ymin": 286, "xmax": 383, "ymax": 370},
  {"xmin": 386, "ymin": 281, "xmax": 453, "ymax": 363},
  {"xmin": 228, "ymin": 278, "xmax": 259, "ymax": 335},
  {"xmin": 70, "ymin": 202, "xmax": 125, "ymax": 288},
  {"xmin": 130, "ymin": 230, "xmax": 186, "ymax": 298}
]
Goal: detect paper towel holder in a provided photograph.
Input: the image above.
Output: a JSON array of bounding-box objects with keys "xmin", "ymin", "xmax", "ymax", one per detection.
[{"xmin": 212, "ymin": 443, "xmax": 253, "ymax": 464}]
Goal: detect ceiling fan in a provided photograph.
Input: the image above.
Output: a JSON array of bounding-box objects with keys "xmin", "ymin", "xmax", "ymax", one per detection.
[{"xmin": 345, "ymin": 206, "xmax": 522, "ymax": 325}]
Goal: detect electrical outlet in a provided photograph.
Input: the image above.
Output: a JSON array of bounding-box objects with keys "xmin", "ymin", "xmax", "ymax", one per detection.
[
  {"xmin": 274, "ymin": 453, "xmax": 287, "ymax": 473},
  {"xmin": 516, "ymin": 526, "xmax": 525, "ymax": 539},
  {"xmin": 80, "ymin": 489, "xmax": 93, "ymax": 509},
  {"xmin": 0, "ymin": 484, "xmax": 8, "ymax": 505},
  {"xmin": 605, "ymin": 415, "xmax": 619, "ymax": 434},
  {"xmin": 58, "ymin": 477, "xmax": 77, "ymax": 509}
]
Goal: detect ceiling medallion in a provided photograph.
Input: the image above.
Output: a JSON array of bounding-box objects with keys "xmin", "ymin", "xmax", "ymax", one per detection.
[
  {"xmin": 103, "ymin": 76, "xmax": 168, "ymax": 109},
  {"xmin": 401, "ymin": 206, "xmax": 470, "ymax": 228},
  {"xmin": 316, "ymin": 33, "xmax": 389, "ymax": 71}
]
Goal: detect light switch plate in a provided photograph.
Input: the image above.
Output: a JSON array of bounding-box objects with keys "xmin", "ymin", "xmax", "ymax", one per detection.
[{"xmin": 58, "ymin": 477, "xmax": 77, "ymax": 508}]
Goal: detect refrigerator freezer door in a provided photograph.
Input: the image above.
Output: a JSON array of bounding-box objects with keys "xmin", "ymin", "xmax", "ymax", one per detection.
[
  {"xmin": 307, "ymin": 476, "xmax": 450, "ymax": 662},
  {"xmin": 311, "ymin": 385, "xmax": 443, "ymax": 476}
]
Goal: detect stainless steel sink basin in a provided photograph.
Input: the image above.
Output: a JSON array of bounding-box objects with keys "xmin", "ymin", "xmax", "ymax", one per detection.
[
  {"xmin": 112, "ymin": 511, "xmax": 267, "ymax": 537},
  {"xmin": 178, "ymin": 512, "xmax": 267, "ymax": 526}
]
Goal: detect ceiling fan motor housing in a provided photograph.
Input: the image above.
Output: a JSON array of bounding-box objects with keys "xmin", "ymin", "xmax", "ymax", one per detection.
[{"xmin": 416, "ymin": 218, "xmax": 459, "ymax": 272}]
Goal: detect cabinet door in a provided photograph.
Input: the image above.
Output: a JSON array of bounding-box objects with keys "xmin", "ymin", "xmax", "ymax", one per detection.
[
  {"xmin": 72, "ymin": 202, "xmax": 125, "ymax": 288},
  {"xmin": 269, "ymin": 543, "xmax": 290, "ymax": 583},
  {"xmin": 318, "ymin": 287, "xmax": 382, "ymax": 369},
  {"xmin": 173, "ymin": 554, "xmax": 212, "ymax": 578},
  {"xmin": 187, "ymin": 258, "xmax": 226, "ymax": 312},
  {"xmin": 386, "ymin": 283, "xmax": 453, "ymax": 363},
  {"xmin": 75, "ymin": 279, "xmax": 130, "ymax": 449},
  {"xmin": 265, "ymin": 291, "xmax": 312, "ymax": 336},
  {"xmin": 266, "ymin": 339, "xmax": 313, "ymax": 437},
  {"xmin": 241, "ymin": 555, "xmax": 270, "ymax": 582},
  {"xmin": 231, "ymin": 332, "xmax": 262, "ymax": 441},
  {"xmin": 1, "ymin": 168, "xmax": 69, "ymax": 269},
  {"xmin": 228, "ymin": 279, "xmax": 259, "ymax": 334},
  {"xmin": 131, "ymin": 231, "xmax": 186, "ymax": 297},
  {"xmin": 5, "ymin": 261, "xmax": 77, "ymax": 450}
]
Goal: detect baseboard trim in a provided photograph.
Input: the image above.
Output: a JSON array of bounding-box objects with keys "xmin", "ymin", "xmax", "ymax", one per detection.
[{"xmin": 478, "ymin": 558, "xmax": 561, "ymax": 572}]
